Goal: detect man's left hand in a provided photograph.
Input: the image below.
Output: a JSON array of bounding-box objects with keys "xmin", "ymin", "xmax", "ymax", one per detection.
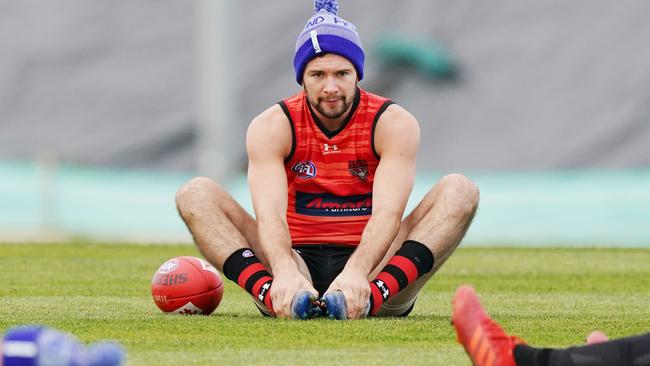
[{"xmin": 325, "ymin": 268, "xmax": 370, "ymax": 319}]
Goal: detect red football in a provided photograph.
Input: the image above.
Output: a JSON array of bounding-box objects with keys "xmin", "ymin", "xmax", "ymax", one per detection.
[{"xmin": 151, "ymin": 256, "xmax": 224, "ymax": 315}]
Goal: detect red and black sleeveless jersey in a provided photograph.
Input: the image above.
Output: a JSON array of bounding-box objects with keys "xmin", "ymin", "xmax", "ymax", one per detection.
[{"xmin": 279, "ymin": 88, "xmax": 394, "ymax": 247}]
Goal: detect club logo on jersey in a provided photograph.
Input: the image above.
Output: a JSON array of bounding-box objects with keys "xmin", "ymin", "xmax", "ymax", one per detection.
[
  {"xmin": 348, "ymin": 159, "xmax": 369, "ymax": 182},
  {"xmin": 295, "ymin": 191, "xmax": 372, "ymax": 216},
  {"xmin": 291, "ymin": 161, "xmax": 317, "ymax": 179}
]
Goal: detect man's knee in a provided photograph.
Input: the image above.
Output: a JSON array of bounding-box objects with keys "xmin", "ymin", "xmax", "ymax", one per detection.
[
  {"xmin": 175, "ymin": 176, "xmax": 226, "ymax": 215},
  {"xmin": 438, "ymin": 173, "xmax": 480, "ymax": 216}
]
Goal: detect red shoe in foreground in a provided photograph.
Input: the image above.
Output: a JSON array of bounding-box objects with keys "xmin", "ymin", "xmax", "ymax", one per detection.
[{"xmin": 452, "ymin": 285, "xmax": 524, "ymax": 366}]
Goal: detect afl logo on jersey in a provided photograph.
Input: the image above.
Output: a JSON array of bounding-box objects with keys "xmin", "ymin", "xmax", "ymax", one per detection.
[{"xmin": 292, "ymin": 161, "xmax": 317, "ymax": 179}]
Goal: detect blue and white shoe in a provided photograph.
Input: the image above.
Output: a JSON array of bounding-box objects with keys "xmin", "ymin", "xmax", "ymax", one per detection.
[
  {"xmin": 321, "ymin": 291, "xmax": 348, "ymax": 320},
  {"xmin": 291, "ymin": 291, "xmax": 321, "ymax": 320},
  {"xmin": 321, "ymin": 291, "xmax": 373, "ymax": 320}
]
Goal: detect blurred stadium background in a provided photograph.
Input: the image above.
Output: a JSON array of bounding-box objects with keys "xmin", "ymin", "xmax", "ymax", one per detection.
[{"xmin": 1, "ymin": 0, "xmax": 648, "ymax": 246}]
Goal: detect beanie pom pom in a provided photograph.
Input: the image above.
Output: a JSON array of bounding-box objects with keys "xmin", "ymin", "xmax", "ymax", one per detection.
[{"xmin": 314, "ymin": 0, "xmax": 338, "ymax": 15}]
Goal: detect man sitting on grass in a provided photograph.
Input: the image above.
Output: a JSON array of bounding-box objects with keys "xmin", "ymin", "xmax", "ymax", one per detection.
[{"xmin": 175, "ymin": 0, "xmax": 479, "ymax": 319}]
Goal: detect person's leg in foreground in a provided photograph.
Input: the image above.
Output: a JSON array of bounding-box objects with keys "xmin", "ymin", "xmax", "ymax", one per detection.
[{"xmin": 452, "ymin": 284, "xmax": 650, "ymax": 366}]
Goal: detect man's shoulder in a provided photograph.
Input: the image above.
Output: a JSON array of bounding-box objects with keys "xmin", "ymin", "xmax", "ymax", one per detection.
[
  {"xmin": 373, "ymin": 103, "xmax": 420, "ymax": 155},
  {"xmin": 359, "ymin": 88, "xmax": 392, "ymax": 104},
  {"xmin": 247, "ymin": 103, "xmax": 293, "ymax": 158},
  {"xmin": 380, "ymin": 103, "xmax": 415, "ymax": 121},
  {"xmin": 248, "ymin": 90, "xmax": 306, "ymax": 143},
  {"xmin": 281, "ymin": 90, "xmax": 306, "ymax": 106},
  {"xmin": 351, "ymin": 88, "xmax": 417, "ymax": 128},
  {"xmin": 250, "ymin": 104, "xmax": 290, "ymax": 132}
]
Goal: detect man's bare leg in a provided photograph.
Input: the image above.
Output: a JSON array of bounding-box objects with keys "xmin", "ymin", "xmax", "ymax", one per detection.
[
  {"xmin": 175, "ymin": 177, "xmax": 311, "ymax": 315},
  {"xmin": 370, "ymin": 173, "xmax": 479, "ymax": 315},
  {"xmin": 175, "ymin": 176, "xmax": 261, "ymax": 269}
]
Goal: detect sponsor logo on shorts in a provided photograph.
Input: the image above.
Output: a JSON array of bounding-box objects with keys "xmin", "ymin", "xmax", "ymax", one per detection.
[
  {"xmin": 348, "ymin": 159, "xmax": 369, "ymax": 182},
  {"xmin": 295, "ymin": 191, "xmax": 372, "ymax": 217},
  {"xmin": 242, "ymin": 250, "xmax": 254, "ymax": 258},
  {"xmin": 291, "ymin": 161, "xmax": 317, "ymax": 179}
]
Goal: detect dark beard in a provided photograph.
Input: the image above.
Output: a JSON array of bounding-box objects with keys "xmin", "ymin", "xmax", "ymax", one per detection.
[{"xmin": 311, "ymin": 95, "xmax": 353, "ymax": 119}]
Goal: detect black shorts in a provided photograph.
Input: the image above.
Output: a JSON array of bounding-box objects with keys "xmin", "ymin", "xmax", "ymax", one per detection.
[
  {"xmin": 293, "ymin": 244, "xmax": 416, "ymax": 317},
  {"xmin": 294, "ymin": 244, "xmax": 355, "ymax": 297}
]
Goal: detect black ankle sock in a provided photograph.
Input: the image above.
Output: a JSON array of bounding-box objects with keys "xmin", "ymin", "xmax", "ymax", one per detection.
[
  {"xmin": 514, "ymin": 332, "xmax": 650, "ymax": 366},
  {"xmin": 223, "ymin": 248, "xmax": 273, "ymax": 311},
  {"xmin": 368, "ymin": 240, "xmax": 434, "ymax": 315},
  {"xmin": 514, "ymin": 345, "xmax": 552, "ymax": 366}
]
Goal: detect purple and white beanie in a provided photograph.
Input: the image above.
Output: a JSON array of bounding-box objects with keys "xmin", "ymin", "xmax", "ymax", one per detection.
[{"xmin": 293, "ymin": 0, "xmax": 365, "ymax": 84}]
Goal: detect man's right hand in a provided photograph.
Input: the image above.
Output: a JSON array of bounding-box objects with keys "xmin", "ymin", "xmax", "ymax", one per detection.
[{"xmin": 270, "ymin": 267, "xmax": 318, "ymax": 318}]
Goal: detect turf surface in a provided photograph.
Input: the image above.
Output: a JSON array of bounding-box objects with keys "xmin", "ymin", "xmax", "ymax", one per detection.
[{"xmin": 1, "ymin": 243, "xmax": 649, "ymax": 365}]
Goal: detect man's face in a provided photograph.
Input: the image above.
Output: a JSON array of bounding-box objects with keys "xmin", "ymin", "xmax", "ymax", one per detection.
[{"xmin": 302, "ymin": 53, "xmax": 357, "ymax": 120}]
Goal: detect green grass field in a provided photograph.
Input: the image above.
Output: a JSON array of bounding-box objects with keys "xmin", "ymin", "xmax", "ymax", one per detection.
[{"xmin": 1, "ymin": 243, "xmax": 649, "ymax": 365}]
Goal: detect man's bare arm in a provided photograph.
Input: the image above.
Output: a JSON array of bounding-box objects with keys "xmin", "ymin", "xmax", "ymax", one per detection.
[
  {"xmin": 246, "ymin": 105, "xmax": 317, "ymax": 317},
  {"xmin": 326, "ymin": 104, "xmax": 420, "ymax": 318}
]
